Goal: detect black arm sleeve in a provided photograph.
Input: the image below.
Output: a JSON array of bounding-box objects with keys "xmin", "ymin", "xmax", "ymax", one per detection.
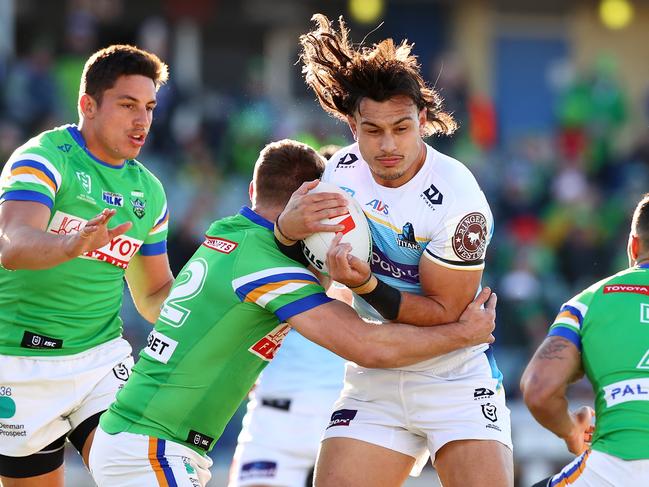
[{"xmin": 274, "ymin": 236, "xmax": 310, "ymax": 267}]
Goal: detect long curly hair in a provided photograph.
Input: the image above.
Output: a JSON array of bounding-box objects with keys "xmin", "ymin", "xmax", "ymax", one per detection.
[{"xmin": 299, "ymin": 14, "xmax": 456, "ymax": 137}]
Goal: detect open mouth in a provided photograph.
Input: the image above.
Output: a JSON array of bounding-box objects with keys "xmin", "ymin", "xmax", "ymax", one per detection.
[{"xmin": 129, "ymin": 134, "xmax": 146, "ymax": 146}]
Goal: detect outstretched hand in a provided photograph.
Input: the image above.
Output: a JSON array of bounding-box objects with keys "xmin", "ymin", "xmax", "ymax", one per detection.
[
  {"xmin": 64, "ymin": 209, "xmax": 132, "ymax": 258},
  {"xmin": 457, "ymin": 287, "xmax": 497, "ymax": 346},
  {"xmin": 276, "ymin": 180, "xmax": 349, "ymax": 241}
]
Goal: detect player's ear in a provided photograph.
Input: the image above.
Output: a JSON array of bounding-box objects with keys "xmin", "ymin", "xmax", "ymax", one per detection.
[
  {"xmin": 79, "ymin": 93, "xmax": 98, "ymax": 119},
  {"xmin": 248, "ymin": 180, "xmax": 254, "ymax": 201},
  {"xmin": 418, "ymin": 108, "xmax": 427, "ymax": 134},
  {"xmin": 628, "ymin": 233, "xmax": 640, "ymax": 265}
]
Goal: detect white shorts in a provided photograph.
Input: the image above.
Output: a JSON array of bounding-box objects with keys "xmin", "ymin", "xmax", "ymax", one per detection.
[
  {"xmin": 547, "ymin": 449, "xmax": 649, "ymax": 486},
  {"xmin": 0, "ymin": 337, "xmax": 133, "ymax": 456},
  {"xmin": 229, "ymin": 389, "xmax": 341, "ymax": 487},
  {"xmin": 323, "ymin": 351, "xmax": 512, "ymax": 474},
  {"xmin": 89, "ymin": 426, "xmax": 213, "ymax": 487}
]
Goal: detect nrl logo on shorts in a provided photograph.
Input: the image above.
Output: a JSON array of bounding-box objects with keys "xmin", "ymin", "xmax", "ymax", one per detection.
[
  {"xmin": 481, "ymin": 403, "xmax": 498, "ymax": 422},
  {"xmin": 130, "ymin": 191, "xmax": 146, "ymax": 219},
  {"xmin": 112, "ymin": 362, "xmax": 130, "ymax": 381}
]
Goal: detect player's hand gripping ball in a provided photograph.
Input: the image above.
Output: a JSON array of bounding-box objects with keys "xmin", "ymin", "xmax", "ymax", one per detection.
[{"xmin": 302, "ymin": 182, "xmax": 372, "ymax": 274}]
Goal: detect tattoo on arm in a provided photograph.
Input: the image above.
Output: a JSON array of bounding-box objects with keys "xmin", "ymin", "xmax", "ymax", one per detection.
[{"xmin": 537, "ymin": 338, "xmax": 571, "ymax": 360}]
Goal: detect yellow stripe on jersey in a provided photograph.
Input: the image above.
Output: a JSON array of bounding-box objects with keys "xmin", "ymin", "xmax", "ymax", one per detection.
[
  {"xmin": 11, "ymin": 167, "xmax": 57, "ymax": 193},
  {"xmin": 244, "ymin": 279, "xmax": 315, "ymax": 304},
  {"xmin": 364, "ymin": 211, "xmax": 428, "ymax": 242}
]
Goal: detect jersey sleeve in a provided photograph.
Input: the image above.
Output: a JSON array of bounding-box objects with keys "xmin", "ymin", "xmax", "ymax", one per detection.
[
  {"xmin": 547, "ymin": 287, "xmax": 596, "ymax": 351},
  {"xmin": 232, "ymin": 265, "xmax": 332, "ymax": 322},
  {"xmin": 0, "ymin": 145, "xmax": 64, "ymax": 210},
  {"xmin": 423, "ymin": 190, "xmax": 493, "ymax": 270},
  {"xmin": 139, "ymin": 182, "xmax": 169, "ymax": 256}
]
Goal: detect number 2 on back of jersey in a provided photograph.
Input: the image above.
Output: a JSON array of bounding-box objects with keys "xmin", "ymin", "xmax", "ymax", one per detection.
[{"xmin": 159, "ymin": 258, "xmax": 208, "ymax": 327}]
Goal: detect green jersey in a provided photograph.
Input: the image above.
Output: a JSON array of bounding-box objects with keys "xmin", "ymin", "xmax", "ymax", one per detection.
[
  {"xmin": 0, "ymin": 125, "xmax": 168, "ymax": 356},
  {"xmin": 548, "ymin": 264, "xmax": 649, "ymax": 460},
  {"xmin": 100, "ymin": 207, "xmax": 332, "ymax": 453}
]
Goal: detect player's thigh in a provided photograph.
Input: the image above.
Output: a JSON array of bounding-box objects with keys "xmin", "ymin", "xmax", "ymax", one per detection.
[
  {"xmin": 315, "ymin": 438, "xmax": 414, "ymax": 487},
  {"xmin": 407, "ymin": 351, "xmax": 513, "ymax": 482},
  {"xmin": 90, "ymin": 426, "xmax": 212, "ymax": 487},
  {"xmin": 434, "ymin": 439, "xmax": 513, "ymax": 487}
]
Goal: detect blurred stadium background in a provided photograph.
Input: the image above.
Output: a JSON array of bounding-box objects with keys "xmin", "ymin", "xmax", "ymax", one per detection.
[{"xmin": 1, "ymin": 0, "xmax": 648, "ymax": 485}]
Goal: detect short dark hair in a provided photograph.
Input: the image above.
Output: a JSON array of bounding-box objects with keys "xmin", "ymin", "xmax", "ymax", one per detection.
[
  {"xmin": 318, "ymin": 144, "xmax": 342, "ymax": 160},
  {"xmin": 80, "ymin": 44, "xmax": 169, "ymax": 105},
  {"xmin": 253, "ymin": 139, "xmax": 325, "ymax": 208},
  {"xmin": 299, "ymin": 14, "xmax": 456, "ymax": 137},
  {"xmin": 632, "ymin": 193, "xmax": 649, "ymax": 249}
]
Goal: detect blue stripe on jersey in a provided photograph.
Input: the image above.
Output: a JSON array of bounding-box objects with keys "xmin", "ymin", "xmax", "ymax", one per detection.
[
  {"xmin": 240, "ymin": 206, "xmax": 274, "ymax": 230},
  {"xmin": 548, "ymin": 327, "xmax": 582, "ymax": 351},
  {"xmin": 560, "ymin": 304, "xmax": 584, "ymax": 327},
  {"xmin": 235, "ymin": 273, "xmax": 320, "ymax": 301},
  {"xmin": 140, "ymin": 240, "xmax": 167, "ymax": 256},
  {"xmin": 156, "ymin": 439, "xmax": 178, "ymax": 487},
  {"xmin": 275, "ymin": 293, "xmax": 332, "ymax": 321},
  {"xmin": 1, "ymin": 189, "xmax": 53, "ymax": 209},
  {"xmin": 66, "ymin": 125, "xmax": 125, "ymax": 169},
  {"xmin": 11, "ymin": 160, "xmax": 59, "ymax": 190},
  {"xmin": 484, "ymin": 346, "xmax": 504, "ymax": 389},
  {"xmin": 154, "ymin": 208, "xmax": 169, "ymax": 227}
]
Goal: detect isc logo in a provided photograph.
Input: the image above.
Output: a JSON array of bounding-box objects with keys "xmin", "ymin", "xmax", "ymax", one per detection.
[{"xmin": 365, "ymin": 199, "xmax": 389, "ymax": 215}]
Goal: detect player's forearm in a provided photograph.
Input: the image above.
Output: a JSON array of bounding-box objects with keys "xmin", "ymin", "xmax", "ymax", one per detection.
[
  {"xmin": 130, "ymin": 277, "xmax": 174, "ymax": 323},
  {"xmin": 522, "ymin": 369, "xmax": 575, "ymax": 439},
  {"xmin": 361, "ymin": 321, "xmax": 473, "ymax": 368},
  {"xmin": 0, "ymin": 225, "xmax": 76, "ymax": 270},
  {"xmin": 396, "ymin": 291, "xmax": 462, "ymax": 326},
  {"xmin": 525, "ymin": 392, "xmax": 575, "ymax": 440},
  {"xmin": 352, "ymin": 274, "xmax": 465, "ymax": 326}
]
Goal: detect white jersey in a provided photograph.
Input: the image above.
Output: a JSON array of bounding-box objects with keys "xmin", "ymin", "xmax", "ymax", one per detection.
[{"xmin": 323, "ymin": 142, "xmax": 494, "ymax": 373}]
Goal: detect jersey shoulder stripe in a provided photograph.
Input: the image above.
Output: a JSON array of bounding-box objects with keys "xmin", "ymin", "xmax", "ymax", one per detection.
[
  {"xmin": 1, "ymin": 152, "xmax": 63, "ymax": 202},
  {"xmin": 149, "ymin": 206, "xmax": 169, "ymax": 235},
  {"xmin": 275, "ymin": 293, "xmax": 332, "ymax": 321},
  {"xmin": 233, "ymin": 268, "xmax": 319, "ymax": 303},
  {"xmin": 10, "ymin": 160, "xmax": 59, "ymax": 193}
]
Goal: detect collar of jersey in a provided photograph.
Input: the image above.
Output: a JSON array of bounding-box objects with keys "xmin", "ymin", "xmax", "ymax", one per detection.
[
  {"xmin": 239, "ymin": 206, "xmax": 273, "ymax": 231},
  {"xmin": 66, "ymin": 125, "xmax": 126, "ymax": 169}
]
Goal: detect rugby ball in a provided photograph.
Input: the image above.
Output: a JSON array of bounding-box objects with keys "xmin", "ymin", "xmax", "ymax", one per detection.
[{"xmin": 302, "ymin": 182, "xmax": 372, "ymax": 274}]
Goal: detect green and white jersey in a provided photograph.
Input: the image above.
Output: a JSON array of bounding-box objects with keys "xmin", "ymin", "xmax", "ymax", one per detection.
[
  {"xmin": 548, "ymin": 264, "xmax": 649, "ymax": 460},
  {"xmin": 100, "ymin": 207, "xmax": 332, "ymax": 454},
  {"xmin": 0, "ymin": 125, "xmax": 168, "ymax": 356}
]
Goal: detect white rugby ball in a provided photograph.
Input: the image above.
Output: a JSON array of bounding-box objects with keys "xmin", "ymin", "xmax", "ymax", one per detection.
[{"xmin": 302, "ymin": 182, "xmax": 372, "ymax": 274}]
